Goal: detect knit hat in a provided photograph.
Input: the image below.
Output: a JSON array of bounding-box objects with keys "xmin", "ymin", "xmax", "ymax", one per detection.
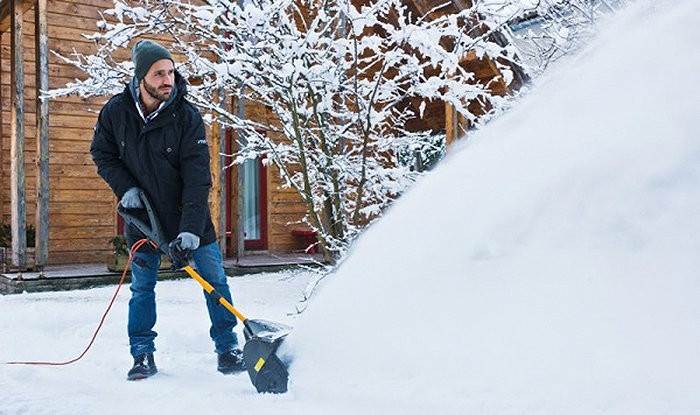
[{"xmin": 131, "ymin": 40, "xmax": 173, "ymax": 81}]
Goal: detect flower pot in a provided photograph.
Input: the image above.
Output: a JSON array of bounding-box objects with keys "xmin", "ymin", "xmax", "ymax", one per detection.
[{"xmin": 107, "ymin": 252, "xmax": 173, "ymax": 273}]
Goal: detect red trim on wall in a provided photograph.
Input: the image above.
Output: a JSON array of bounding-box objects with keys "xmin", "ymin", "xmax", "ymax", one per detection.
[{"xmin": 117, "ymin": 214, "xmax": 124, "ymax": 235}]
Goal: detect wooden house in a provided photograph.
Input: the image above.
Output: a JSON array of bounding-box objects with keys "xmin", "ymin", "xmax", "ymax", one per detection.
[{"xmin": 0, "ymin": 0, "xmax": 523, "ymax": 270}]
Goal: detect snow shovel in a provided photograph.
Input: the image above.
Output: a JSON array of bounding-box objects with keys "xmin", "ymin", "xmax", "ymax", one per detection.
[{"xmin": 117, "ymin": 190, "xmax": 291, "ymax": 393}]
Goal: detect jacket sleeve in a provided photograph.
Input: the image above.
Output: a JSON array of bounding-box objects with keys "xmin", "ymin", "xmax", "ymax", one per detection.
[
  {"xmin": 178, "ymin": 108, "xmax": 212, "ymax": 237},
  {"xmin": 90, "ymin": 104, "xmax": 140, "ymax": 199}
]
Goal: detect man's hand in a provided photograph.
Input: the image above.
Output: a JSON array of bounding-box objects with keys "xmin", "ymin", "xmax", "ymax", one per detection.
[
  {"xmin": 120, "ymin": 187, "xmax": 144, "ymax": 209},
  {"xmin": 177, "ymin": 232, "xmax": 200, "ymax": 251},
  {"xmin": 167, "ymin": 232, "xmax": 199, "ymax": 270}
]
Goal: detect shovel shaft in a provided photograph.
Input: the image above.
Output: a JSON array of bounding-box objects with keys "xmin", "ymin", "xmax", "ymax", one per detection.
[{"xmin": 183, "ymin": 265, "xmax": 247, "ymax": 323}]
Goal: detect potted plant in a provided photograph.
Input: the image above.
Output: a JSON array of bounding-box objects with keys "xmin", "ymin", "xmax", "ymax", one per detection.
[
  {"xmin": 107, "ymin": 234, "xmax": 172, "ymax": 272},
  {"xmin": 108, "ymin": 235, "xmax": 130, "ymax": 272},
  {"xmin": 0, "ymin": 222, "xmax": 36, "ymax": 272}
]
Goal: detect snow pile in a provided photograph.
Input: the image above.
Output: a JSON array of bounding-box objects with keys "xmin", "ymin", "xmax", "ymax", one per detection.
[{"xmin": 288, "ymin": 0, "xmax": 700, "ymax": 413}]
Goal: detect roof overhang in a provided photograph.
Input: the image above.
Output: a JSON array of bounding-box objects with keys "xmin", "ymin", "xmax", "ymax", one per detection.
[{"xmin": 0, "ymin": 0, "xmax": 38, "ymax": 32}]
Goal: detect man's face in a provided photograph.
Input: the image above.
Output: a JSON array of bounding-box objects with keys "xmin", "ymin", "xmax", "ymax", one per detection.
[{"xmin": 142, "ymin": 59, "xmax": 175, "ymax": 102}]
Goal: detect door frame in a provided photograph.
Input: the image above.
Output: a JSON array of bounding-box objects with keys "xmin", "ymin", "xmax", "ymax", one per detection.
[{"xmin": 225, "ymin": 128, "xmax": 268, "ymax": 256}]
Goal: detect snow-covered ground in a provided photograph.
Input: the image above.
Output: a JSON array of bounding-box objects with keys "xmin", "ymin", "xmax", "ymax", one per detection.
[{"xmin": 2, "ymin": 0, "xmax": 700, "ymax": 413}]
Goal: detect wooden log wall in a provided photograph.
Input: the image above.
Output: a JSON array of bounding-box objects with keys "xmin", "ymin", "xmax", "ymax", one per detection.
[
  {"xmin": 0, "ymin": 0, "xmax": 228, "ymax": 264},
  {"xmin": 1, "ymin": 1, "xmax": 114, "ymax": 264},
  {"xmin": 267, "ymin": 163, "xmax": 310, "ymax": 253},
  {"xmin": 389, "ymin": 0, "xmax": 520, "ymax": 144},
  {"xmin": 444, "ymin": 50, "xmax": 512, "ymax": 145}
]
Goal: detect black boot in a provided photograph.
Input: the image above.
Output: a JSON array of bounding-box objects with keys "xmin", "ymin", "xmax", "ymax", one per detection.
[
  {"xmin": 127, "ymin": 353, "xmax": 157, "ymax": 381},
  {"xmin": 217, "ymin": 349, "xmax": 246, "ymax": 374}
]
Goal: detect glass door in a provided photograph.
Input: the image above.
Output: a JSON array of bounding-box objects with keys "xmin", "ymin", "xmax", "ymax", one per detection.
[
  {"xmin": 242, "ymin": 157, "xmax": 267, "ymax": 250},
  {"xmin": 225, "ymin": 132, "xmax": 268, "ymax": 256}
]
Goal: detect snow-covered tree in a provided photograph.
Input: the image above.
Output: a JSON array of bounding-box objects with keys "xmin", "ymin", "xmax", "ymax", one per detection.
[
  {"xmin": 51, "ymin": 0, "xmax": 524, "ymax": 261},
  {"xmin": 481, "ymin": 0, "xmax": 629, "ymax": 74}
]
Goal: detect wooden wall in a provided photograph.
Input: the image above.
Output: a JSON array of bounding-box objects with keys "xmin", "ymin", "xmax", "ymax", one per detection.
[
  {"xmin": 0, "ymin": 0, "xmax": 233, "ymax": 265},
  {"xmin": 445, "ymin": 49, "xmax": 513, "ymax": 146},
  {"xmin": 397, "ymin": 0, "xmax": 521, "ymax": 145},
  {"xmin": 1, "ymin": 0, "xmax": 115, "ymax": 264},
  {"xmin": 267, "ymin": 164, "xmax": 310, "ymax": 253}
]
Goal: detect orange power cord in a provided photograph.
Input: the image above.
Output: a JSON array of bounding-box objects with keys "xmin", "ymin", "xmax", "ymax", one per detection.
[{"xmin": 5, "ymin": 238, "xmax": 153, "ymax": 366}]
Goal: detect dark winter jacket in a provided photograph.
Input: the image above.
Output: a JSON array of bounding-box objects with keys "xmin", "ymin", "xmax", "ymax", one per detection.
[{"xmin": 90, "ymin": 71, "xmax": 216, "ymax": 251}]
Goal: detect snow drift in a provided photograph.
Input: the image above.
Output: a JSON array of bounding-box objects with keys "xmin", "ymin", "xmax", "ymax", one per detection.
[{"xmin": 288, "ymin": 1, "xmax": 700, "ymax": 413}]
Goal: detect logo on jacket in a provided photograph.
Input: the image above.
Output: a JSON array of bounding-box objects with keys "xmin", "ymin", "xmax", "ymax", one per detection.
[{"xmin": 197, "ymin": 139, "xmax": 207, "ymax": 145}]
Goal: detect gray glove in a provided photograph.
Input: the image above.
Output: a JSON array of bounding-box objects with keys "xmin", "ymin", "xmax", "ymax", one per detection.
[
  {"xmin": 120, "ymin": 187, "xmax": 143, "ymax": 209},
  {"xmin": 176, "ymin": 232, "xmax": 200, "ymax": 251}
]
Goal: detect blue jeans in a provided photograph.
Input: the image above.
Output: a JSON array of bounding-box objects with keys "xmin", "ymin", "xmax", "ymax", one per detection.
[{"xmin": 128, "ymin": 241, "xmax": 239, "ymax": 357}]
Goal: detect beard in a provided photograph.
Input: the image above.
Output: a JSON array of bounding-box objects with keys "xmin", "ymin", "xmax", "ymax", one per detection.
[{"xmin": 143, "ymin": 79, "xmax": 173, "ymax": 102}]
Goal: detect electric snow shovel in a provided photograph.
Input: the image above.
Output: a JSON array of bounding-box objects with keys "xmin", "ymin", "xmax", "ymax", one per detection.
[{"xmin": 117, "ymin": 189, "xmax": 291, "ymax": 393}]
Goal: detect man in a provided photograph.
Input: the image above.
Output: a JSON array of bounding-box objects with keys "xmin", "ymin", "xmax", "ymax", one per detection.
[{"xmin": 90, "ymin": 40, "xmax": 245, "ymax": 380}]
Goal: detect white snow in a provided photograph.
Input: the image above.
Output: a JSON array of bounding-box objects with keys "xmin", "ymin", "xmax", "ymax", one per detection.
[
  {"xmin": 1, "ymin": 272, "xmax": 315, "ymax": 414},
  {"xmin": 2, "ymin": 0, "xmax": 700, "ymax": 413}
]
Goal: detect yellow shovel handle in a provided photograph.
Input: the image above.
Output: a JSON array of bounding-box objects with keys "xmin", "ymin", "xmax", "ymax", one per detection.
[{"xmin": 183, "ymin": 265, "xmax": 247, "ymax": 323}]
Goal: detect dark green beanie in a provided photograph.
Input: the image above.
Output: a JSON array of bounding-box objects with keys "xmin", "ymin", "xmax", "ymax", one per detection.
[{"xmin": 131, "ymin": 40, "xmax": 173, "ymax": 81}]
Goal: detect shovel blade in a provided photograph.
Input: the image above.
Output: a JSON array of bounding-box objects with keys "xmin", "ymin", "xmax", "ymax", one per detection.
[{"xmin": 243, "ymin": 334, "xmax": 289, "ymax": 394}]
